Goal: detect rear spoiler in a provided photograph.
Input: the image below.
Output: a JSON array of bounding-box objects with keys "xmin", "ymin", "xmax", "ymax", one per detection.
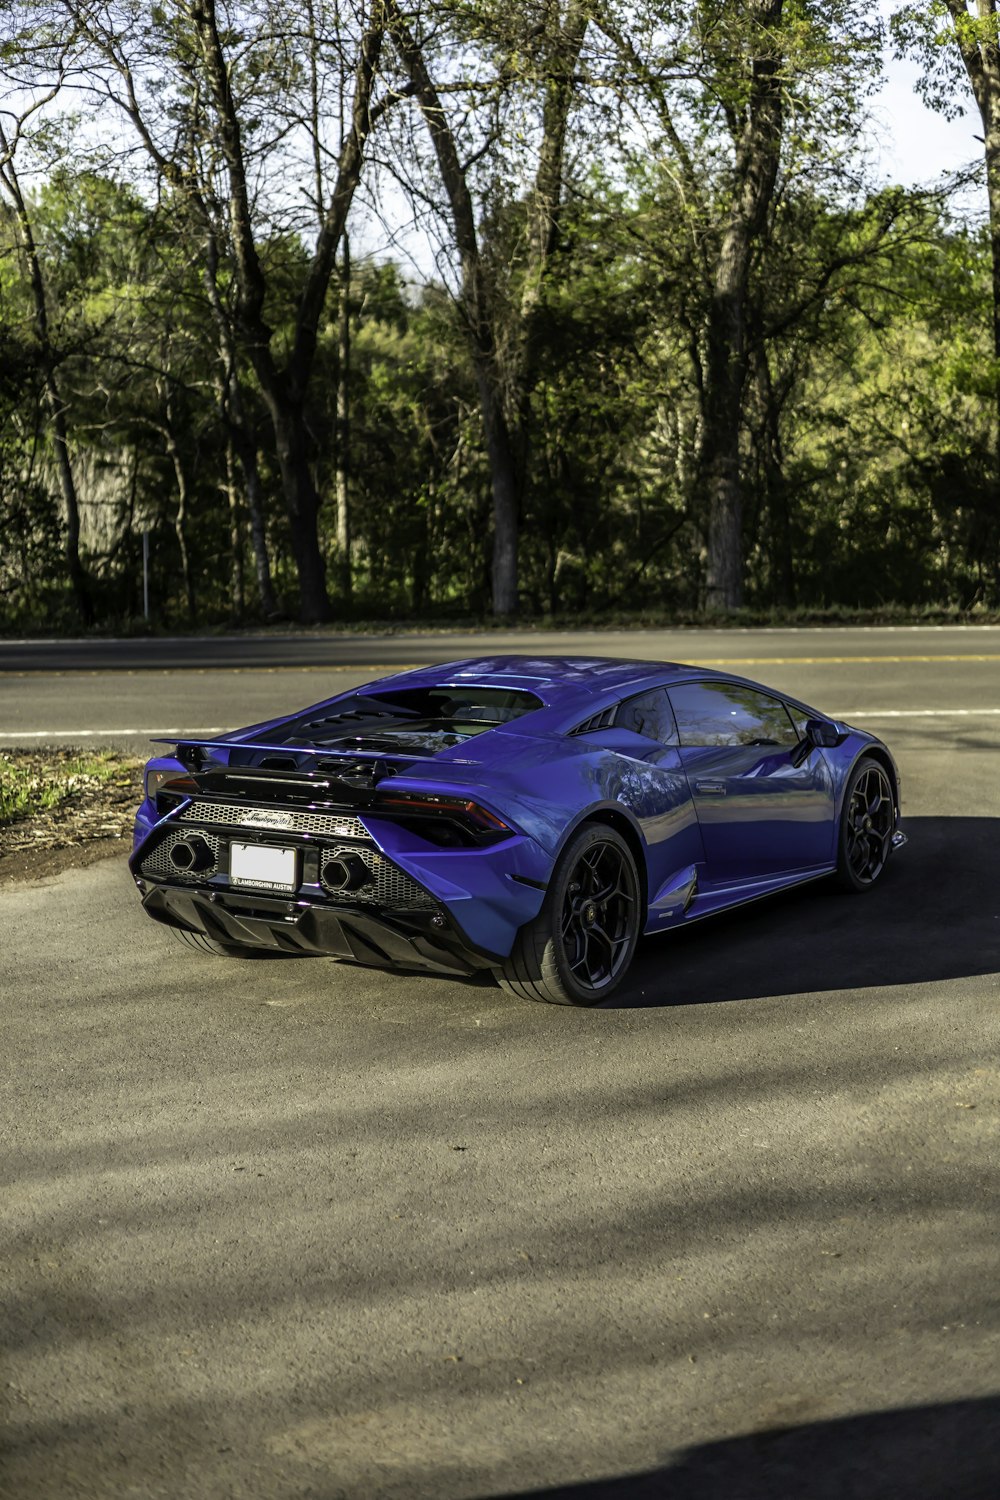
[
  {"xmin": 148, "ymin": 737, "xmax": 430, "ymax": 800},
  {"xmin": 150, "ymin": 736, "xmax": 432, "ymax": 763}
]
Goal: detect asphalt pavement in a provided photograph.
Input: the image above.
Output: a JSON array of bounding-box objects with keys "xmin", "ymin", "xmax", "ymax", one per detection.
[
  {"xmin": 2, "ymin": 628, "xmax": 999, "ymax": 1499},
  {"xmin": 3, "ymin": 624, "xmax": 1000, "ymax": 752}
]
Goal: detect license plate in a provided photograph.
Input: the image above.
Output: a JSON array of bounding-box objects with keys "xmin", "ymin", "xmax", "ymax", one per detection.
[{"xmin": 229, "ymin": 842, "xmax": 298, "ymax": 892}]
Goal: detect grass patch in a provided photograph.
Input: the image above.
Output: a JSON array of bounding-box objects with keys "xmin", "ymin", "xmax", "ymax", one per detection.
[{"xmin": 0, "ymin": 750, "xmax": 144, "ymax": 827}]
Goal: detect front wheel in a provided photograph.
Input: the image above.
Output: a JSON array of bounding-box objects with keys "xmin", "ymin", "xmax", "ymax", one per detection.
[
  {"xmin": 498, "ymin": 823, "xmax": 642, "ymax": 1005},
  {"xmin": 835, "ymin": 757, "xmax": 896, "ymax": 893}
]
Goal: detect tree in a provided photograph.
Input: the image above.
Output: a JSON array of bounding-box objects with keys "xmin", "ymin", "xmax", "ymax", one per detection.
[
  {"xmin": 61, "ymin": 0, "xmax": 391, "ymax": 622},
  {"xmin": 891, "ymin": 2, "xmax": 1000, "ymax": 503},
  {"xmin": 383, "ymin": 0, "xmax": 588, "ymax": 616},
  {"xmin": 0, "ymin": 29, "xmax": 93, "ymax": 623},
  {"xmin": 592, "ymin": 0, "xmax": 883, "ymax": 609}
]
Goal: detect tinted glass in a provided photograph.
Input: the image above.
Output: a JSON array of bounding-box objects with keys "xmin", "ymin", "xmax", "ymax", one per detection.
[
  {"xmin": 615, "ymin": 688, "xmax": 678, "ymax": 745},
  {"xmin": 668, "ymin": 683, "xmax": 799, "ymax": 748}
]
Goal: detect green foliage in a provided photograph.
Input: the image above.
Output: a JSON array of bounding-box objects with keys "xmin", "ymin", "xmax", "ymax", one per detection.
[
  {"xmin": 0, "ymin": 3, "xmax": 999, "ymax": 627},
  {"xmin": 890, "ymin": 3, "xmax": 987, "ymax": 120},
  {"xmin": 0, "ymin": 749, "xmax": 139, "ymax": 824}
]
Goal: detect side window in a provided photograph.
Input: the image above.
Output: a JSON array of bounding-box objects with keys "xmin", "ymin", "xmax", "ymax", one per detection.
[
  {"xmin": 668, "ymin": 682, "xmax": 799, "ymax": 748},
  {"xmin": 615, "ymin": 688, "xmax": 678, "ymax": 745}
]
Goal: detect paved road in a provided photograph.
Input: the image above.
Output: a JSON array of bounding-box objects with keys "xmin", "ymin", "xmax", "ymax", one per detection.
[
  {"xmin": 3, "ymin": 625, "xmax": 1000, "ymax": 752},
  {"xmin": 3, "ymin": 630, "xmax": 1000, "ymax": 1498}
]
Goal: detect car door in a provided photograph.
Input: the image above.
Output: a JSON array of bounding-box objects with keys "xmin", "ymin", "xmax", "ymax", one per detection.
[
  {"xmin": 667, "ymin": 680, "xmax": 836, "ymax": 884},
  {"xmin": 579, "ymin": 687, "xmax": 707, "ymax": 922}
]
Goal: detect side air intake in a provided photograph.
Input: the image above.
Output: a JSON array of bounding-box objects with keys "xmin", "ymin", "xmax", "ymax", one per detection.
[{"xmin": 571, "ymin": 706, "xmax": 616, "ymax": 735}]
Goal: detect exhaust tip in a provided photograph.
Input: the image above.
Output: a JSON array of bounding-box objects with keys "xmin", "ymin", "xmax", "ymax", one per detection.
[
  {"xmin": 169, "ymin": 836, "xmax": 214, "ymax": 873},
  {"xmin": 321, "ymin": 853, "xmax": 372, "ymax": 893}
]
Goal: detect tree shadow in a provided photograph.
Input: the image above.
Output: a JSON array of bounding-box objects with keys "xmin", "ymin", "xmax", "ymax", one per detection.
[
  {"xmin": 487, "ymin": 1394, "xmax": 1000, "ymax": 1499},
  {"xmin": 610, "ymin": 816, "xmax": 1000, "ymax": 1007}
]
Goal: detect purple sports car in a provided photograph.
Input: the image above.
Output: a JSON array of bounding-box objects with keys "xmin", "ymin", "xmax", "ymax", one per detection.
[{"xmin": 131, "ymin": 656, "xmax": 905, "ymax": 1005}]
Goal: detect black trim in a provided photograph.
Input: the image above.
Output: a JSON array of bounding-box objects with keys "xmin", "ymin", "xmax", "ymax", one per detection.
[{"xmin": 136, "ymin": 879, "xmax": 500, "ymax": 976}]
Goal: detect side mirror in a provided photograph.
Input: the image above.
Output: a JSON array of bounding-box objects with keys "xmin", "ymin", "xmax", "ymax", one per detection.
[
  {"xmin": 805, "ymin": 718, "xmax": 844, "ymax": 748},
  {"xmin": 792, "ymin": 718, "xmax": 845, "ymax": 766}
]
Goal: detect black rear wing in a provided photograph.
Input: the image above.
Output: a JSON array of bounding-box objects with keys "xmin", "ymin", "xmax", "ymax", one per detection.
[{"xmin": 149, "ymin": 737, "xmax": 428, "ymax": 803}]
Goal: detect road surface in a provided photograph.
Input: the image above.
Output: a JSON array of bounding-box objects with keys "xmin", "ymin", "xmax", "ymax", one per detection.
[{"xmin": 2, "ymin": 628, "xmax": 999, "ymax": 1498}]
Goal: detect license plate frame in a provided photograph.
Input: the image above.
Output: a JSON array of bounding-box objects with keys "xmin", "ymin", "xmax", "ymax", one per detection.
[{"xmin": 229, "ymin": 842, "xmax": 298, "ymax": 892}]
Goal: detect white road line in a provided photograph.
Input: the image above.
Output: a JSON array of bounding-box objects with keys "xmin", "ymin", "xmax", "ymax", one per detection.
[
  {"xmin": 0, "ymin": 728, "xmax": 226, "ymax": 738},
  {"xmin": 834, "ymin": 709, "xmax": 1000, "ymax": 718}
]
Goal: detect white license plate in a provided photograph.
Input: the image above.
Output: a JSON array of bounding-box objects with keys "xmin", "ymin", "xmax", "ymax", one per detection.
[{"xmin": 229, "ymin": 842, "xmax": 298, "ymax": 892}]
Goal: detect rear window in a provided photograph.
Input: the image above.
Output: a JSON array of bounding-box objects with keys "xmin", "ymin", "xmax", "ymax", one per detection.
[{"xmin": 260, "ymin": 685, "xmax": 542, "ymax": 751}]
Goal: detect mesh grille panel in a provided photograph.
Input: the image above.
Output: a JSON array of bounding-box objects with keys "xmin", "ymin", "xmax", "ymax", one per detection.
[
  {"xmin": 141, "ymin": 823, "xmax": 433, "ymax": 912},
  {"xmin": 319, "ymin": 844, "xmax": 434, "ymax": 909},
  {"xmin": 140, "ymin": 829, "xmax": 222, "ymax": 882},
  {"xmin": 180, "ymin": 800, "xmax": 367, "ymax": 840}
]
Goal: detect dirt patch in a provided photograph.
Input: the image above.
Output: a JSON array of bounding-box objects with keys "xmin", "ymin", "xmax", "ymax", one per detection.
[
  {"xmin": 0, "ymin": 836, "xmax": 131, "ymax": 886},
  {"xmin": 0, "ymin": 749, "xmax": 143, "ymax": 887}
]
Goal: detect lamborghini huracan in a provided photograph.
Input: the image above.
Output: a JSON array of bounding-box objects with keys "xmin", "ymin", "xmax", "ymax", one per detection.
[{"xmin": 130, "ymin": 655, "xmax": 905, "ymax": 1005}]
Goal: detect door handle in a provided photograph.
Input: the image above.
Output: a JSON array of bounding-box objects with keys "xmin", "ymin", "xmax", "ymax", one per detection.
[{"xmin": 695, "ymin": 780, "xmax": 726, "ymax": 795}]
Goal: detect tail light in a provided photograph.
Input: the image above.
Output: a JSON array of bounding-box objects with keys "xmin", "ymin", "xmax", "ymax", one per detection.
[
  {"xmin": 373, "ymin": 792, "xmax": 515, "ymax": 846},
  {"xmin": 146, "ymin": 769, "xmax": 199, "ymax": 813}
]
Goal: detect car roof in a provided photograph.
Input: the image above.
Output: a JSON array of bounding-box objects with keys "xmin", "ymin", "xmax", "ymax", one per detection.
[{"xmin": 365, "ymin": 655, "xmax": 726, "ymax": 706}]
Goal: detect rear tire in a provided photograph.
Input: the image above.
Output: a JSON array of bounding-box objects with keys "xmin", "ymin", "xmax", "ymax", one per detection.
[
  {"xmin": 498, "ymin": 823, "xmax": 641, "ymax": 1006},
  {"xmin": 170, "ymin": 926, "xmax": 257, "ymax": 958}
]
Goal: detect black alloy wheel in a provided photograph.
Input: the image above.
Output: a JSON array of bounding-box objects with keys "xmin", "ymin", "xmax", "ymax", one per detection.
[
  {"xmin": 560, "ymin": 838, "xmax": 637, "ymax": 991},
  {"xmin": 499, "ymin": 823, "xmax": 642, "ymax": 1006},
  {"xmin": 836, "ymin": 757, "xmax": 895, "ymax": 892}
]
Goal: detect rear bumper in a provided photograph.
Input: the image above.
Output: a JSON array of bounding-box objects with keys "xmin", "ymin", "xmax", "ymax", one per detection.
[
  {"xmin": 138, "ymin": 878, "xmax": 501, "ymax": 976},
  {"xmin": 131, "ymin": 793, "xmax": 550, "ymax": 960}
]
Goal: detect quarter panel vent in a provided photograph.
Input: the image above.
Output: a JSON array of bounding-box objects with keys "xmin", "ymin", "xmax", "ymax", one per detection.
[{"xmin": 571, "ymin": 706, "xmax": 617, "ymax": 736}]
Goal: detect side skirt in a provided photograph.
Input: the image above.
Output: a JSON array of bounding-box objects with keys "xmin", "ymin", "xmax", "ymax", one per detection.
[{"xmin": 643, "ymin": 866, "xmax": 836, "ymax": 935}]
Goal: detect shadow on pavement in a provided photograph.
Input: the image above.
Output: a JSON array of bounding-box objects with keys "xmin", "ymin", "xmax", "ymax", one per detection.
[
  {"xmin": 611, "ymin": 815, "xmax": 1000, "ymax": 1007},
  {"xmin": 488, "ymin": 1394, "xmax": 1000, "ymax": 1499}
]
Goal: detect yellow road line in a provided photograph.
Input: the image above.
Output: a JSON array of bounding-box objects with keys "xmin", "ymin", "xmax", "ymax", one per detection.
[
  {"xmin": 0, "ymin": 664, "xmax": 427, "ymax": 679},
  {"xmin": 3, "ymin": 653, "xmax": 1000, "ymax": 679},
  {"xmin": 682, "ymin": 654, "xmax": 1000, "ymax": 665}
]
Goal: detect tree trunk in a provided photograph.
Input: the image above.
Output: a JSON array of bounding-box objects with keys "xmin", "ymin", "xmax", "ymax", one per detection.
[
  {"xmin": 43, "ymin": 371, "xmax": 93, "ymax": 625},
  {"xmin": 224, "ymin": 436, "xmax": 245, "ymax": 617},
  {"xmin": 204, "ymin": 237, "xmax": 278, "ymax": 619},
  {"xmin": 161, "ymin": 386, "xmax": 197, "ymax": 620},
  {"xmin": 387, "ymin": 2, "xmax": 584, "ymax": 619},
  {"xmin": 702, "ymin": 253, "xmax": 749, "ymax": 611},
  {"xmin": 335, "ymin": 236, "xmax": 352, "ymax": 601},
  {"xmin": 0, "ymin": 134, "xmax": 93, "ymax": 624},
  {"xmin": 387, "ymin": 4, "xmax": 519, "ymax": 615},
  {"xmin": 701, "ymin": 0, "xmax": 784, "ymax": 612},
  {"xmin": 475, "ymin": 365, "xmax": 520, "ymax": 616},
  {"xmin": 944, "ymin": 2, "xmax": 1000, "ymax": 534},
  {"xmin": 187, "ymin": 0, "xmax": 385, "ymax": 625},
  {"xmin": 267, "ymin": 394, "xmax": 330, "ymax": 624},
  {"xmin": 980, "ymin": 65, "xmax": 1000, "ymax": 491},
  {"xmin": 752, "ymin": 349, "xmax": 795, "ymax": 606},
  {"xmin": 226, "ymin": 376, "xmax": 279, "ymax": 619}
]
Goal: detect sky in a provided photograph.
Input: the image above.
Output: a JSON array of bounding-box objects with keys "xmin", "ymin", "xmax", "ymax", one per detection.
[{"xmin": 876, "ymin": 2, "xmax": 980, "ymax": 192}]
